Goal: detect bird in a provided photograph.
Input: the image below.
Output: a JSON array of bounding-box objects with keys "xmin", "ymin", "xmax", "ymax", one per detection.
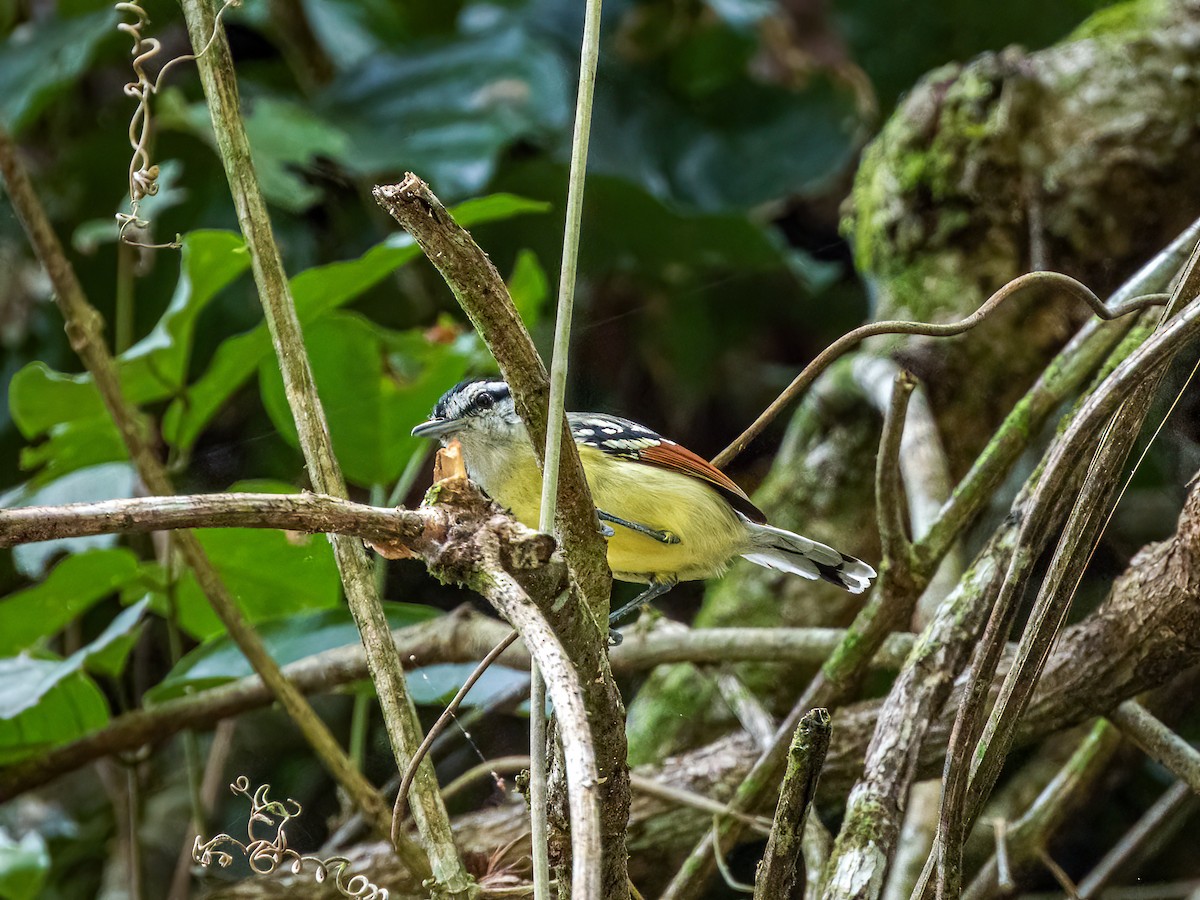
[{"xmin": 412, "ymin": 379, "xmax": 876, "ymax": 632}]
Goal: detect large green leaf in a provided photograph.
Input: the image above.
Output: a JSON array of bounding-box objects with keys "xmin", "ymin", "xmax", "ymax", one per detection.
[
  {"xmin": 8, "ymin": 232, "xmax": 248, "ymax": 439},
  {"xmin": 314, "ymin": 24, "xmax": 570, "ymax": 198},
  {"xmin": 0, "ymin": 663, "xmax": 109, "ymax": 765},
  {"xmin": 0, "ymin": 549, "xmax": 142, "ymax": 655},
  {"xmin": 0, "ymin": 8, "xmax": 118, "ymax": 133},
  {"xmin": 0, "ymin": 827, "xmax": 50, "ymax": 900},
  {"xmin": 162, "ymin": 194, "xmax": 549, "ymax": 452},
  {"xmin": 166, "ymin": 519, "xmax": 341, "ymax": 641},
  {"xmin": 147, "ymin": 604, "xmax": 440, "ymax": 703},
  {"xmin": 15, "ymin": 419, "xmax": 129, "ymax": 488},
  {"xmin": 0, "ymin": 599, "xmax": 147, "ymax": 720},
  {"xmin": 169, "ymin": 97, "xmax": 349, "ymax": 212},
  {"xmin": 403, "ymin": 661, "xmax": 529, "ymax": 708},
  {"xmin": 587, "ymin": 67, "xmax": 859, "ymax": 212},
  {"xmin": 257, "ymin": 312, "xmax": 478, "ymax": 486},
  {"xmin": 5, "ymin": 464, "xmax": 136, "ymax": 577},
  {"xmin": 257, "ymin": 250, "xmax": 545, "ymax": 486}
]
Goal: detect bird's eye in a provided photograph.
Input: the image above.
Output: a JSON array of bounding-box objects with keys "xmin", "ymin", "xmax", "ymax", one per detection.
[{"xmin": 474, "ymin": 392, "xmax": 495, "ymax": 411}]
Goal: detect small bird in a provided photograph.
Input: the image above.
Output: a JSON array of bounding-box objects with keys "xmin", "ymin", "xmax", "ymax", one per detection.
[{"xmin": 412, "ymin": 379, "xmax": 876, "ymax": 630}]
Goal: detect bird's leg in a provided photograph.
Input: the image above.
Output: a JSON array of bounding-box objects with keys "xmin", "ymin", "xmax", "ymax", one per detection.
[
  {"xmin": 607, "ymin": 580, "xmax": 676, "ymax": 645},
  {"xmin": 597, "ymin": 510, "xmax": 681, "ymax": 545}
]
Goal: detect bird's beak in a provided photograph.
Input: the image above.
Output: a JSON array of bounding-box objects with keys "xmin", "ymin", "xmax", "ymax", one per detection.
[{"xmin": 411, "ymin": 417, "xmax": 460, "ymax": 439}]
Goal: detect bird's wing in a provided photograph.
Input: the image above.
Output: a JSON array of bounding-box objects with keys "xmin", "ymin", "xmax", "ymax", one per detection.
[{"xmin": 568, "ymin": 413, "xmax": 766, "ymax": 524}]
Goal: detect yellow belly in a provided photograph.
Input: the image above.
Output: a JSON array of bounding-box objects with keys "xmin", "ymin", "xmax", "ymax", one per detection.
[{"xmin": 485, "ymin": 444, "xmax": 748, "ymax": 584}]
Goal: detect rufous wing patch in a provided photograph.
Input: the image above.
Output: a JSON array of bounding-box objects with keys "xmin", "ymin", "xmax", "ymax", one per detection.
[{"xmin": 638, "ymin": 441, "xmax": 766, "ymax": 524}]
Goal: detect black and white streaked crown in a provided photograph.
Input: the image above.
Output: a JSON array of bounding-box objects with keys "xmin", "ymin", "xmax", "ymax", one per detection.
[{"xmin": 433, "ymin": 379, "xmax": 511, "ymax": 421}]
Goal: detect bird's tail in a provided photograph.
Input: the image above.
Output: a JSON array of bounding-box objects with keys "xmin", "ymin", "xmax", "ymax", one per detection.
[{"xmin": 740, "ymin": 518, "xmax": 876, "ymax": 594}]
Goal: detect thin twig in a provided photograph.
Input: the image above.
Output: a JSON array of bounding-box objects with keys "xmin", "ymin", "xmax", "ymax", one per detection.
[
  {"xmin": 392, "ymin": 630, "xmax": 520, "ymax": 841},
  {"xmin": 993, "ymin": 819, "xmax": 1013, "ymax": 894},
  {"xmin": 1109, "ymin": 701, "xmax": 1200, "ymax": 794},
  {"xmin": 711, "ymin": 271, "xmax": 1167, "ymax": 468},
  {"xmin": 753, "ymin": 709, "xmax": 832, "ymax": 900},
  {"xmin": 1076, "ymin": 780, "xmax": 1197, "ymax": 898},
  {"xmin": 529, "ymin": 0, "xmax": 608, "ymax": 874}
]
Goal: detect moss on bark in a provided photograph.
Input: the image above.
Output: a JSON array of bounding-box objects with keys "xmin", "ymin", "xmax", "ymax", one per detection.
[{"xmin": 627, "ymin": 0, "xmax": 1200, "ymax": 765}]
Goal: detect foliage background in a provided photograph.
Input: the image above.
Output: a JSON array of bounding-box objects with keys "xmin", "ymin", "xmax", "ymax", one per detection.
[{"xmin": 8, "ymin": 0, "xmax": 1199, "ymax": 897}]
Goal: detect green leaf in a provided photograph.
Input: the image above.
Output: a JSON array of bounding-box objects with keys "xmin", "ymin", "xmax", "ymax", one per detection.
[
  {"xmin": 5, "ymin": 464, "xmax": 136, "ymax": 578},
  {"xmin": 404, "ymin": 661, "xmax": 529, "ymax": 708},
  {"xmin": 166, "ymin": 524, "xmax": 340, "ymax": 641},
  {"xmin": 493, "ymin": 161, "xmax": 793, "ymax": 273},
  {"xmin": 147, "ymin": 604, "xmax": 440, "ymax": 703},
  {"xmin": 314, "ymin": 24, "xmax": 570, "ymax": 198},
  {"xmin": 8, "ymin": 232, "xmax": 249, "ymax": 445},
  {"xmin": 0, "ymin": 8, "xmax": 118, "ymax": 134},
  {"xmin": 15, "ymin": 418, "xmax": 129, "ymax": 488},
  {"xmin": 0, "ymin": 663, "xmax": 109, "ymax": 765},
  {"xmin": 588, "ymin": 69, "xmax": 859, "ymax": 211},
  {"xmin": 0, "ymin": 830, "xmax": 50, "ymax": 900},
  {"xmin": 162, "ymin": 195, "xmax": 549, "ymax": 452},
  {"xmin": 0, "ymin": 549, "xmax": 142, "ymax": 655},
  {"xmin": 0, "ymin": 599, "xmax": 147, "ymax": 720},
  {"xmin": 172, "ymin": 97, "xmax": 349, "ymax": 212},
  {"xmin": 508, "ymin": 249, "xmax": 549, "ymax": 324},
  {"xmin": 73, "ymin": 160, "xmax": 189, "ymax": 253},
  {"xmin": 257, "ymin": 312, "xmax": 478, "ymax": 486}
]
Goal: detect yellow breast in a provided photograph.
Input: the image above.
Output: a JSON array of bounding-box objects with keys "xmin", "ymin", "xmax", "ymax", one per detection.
[{"xmin": 482, "ymin": 442, "xmax": 748, "ymax": 584}]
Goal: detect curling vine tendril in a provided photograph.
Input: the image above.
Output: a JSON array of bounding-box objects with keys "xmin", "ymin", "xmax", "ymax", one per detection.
[
  {"xmin": 114, "ymin": 0, "xmax": 240, "ymax": 249},
  {"xmin": 191, "ymin": 776, "xmax": 390, "ymax": 899}
]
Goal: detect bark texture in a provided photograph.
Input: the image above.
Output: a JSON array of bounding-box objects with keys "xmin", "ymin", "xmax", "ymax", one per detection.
[
  {"xmin": 626, "ymin": 0, "xmax": 1200, "ymax": 764},
  {"xmin": 205, "ymin": 472, "xmax": 1200, "ymax": 898}
]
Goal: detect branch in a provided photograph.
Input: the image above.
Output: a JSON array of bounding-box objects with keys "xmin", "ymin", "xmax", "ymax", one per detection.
[
  {"xmin": 0, "ymin": 613, "xmax": 914, "ymax": 801},
  {"xmin": 373, "ymin": 174, "xmax": 627, "ymax": 899},
  {"xmin": 872, "ymin": 369, "xmax": 918, "ymax": 581},
  {"xmin": 0, "ymin": 493, "xmax": 424, "ymax": 548},
  {"xmin": 421, "ymin": 480, "xmax": 603, "ymax": 899},
  {"xmin": 372, "ymin": 174, "xmax": 611, "ymax": 620},
  {"xmin": 753, "ymin": 709, "xmax": 831, "ymax": 900},
  {"xmin": 931, "ymin": 255, "xmax": 1200, "ymax": 898},
  {"xmin": 1075, "ymin": 780, "xmax": 1197, "ymax": 898},
  {"xmin": 710, "ymin": 271, "xmax": 1168, "ymax": 469},
  {"xmin": 175, "ymin": 2, "xmax": 464, "ymax": 890},
  {"xmin": 1109, "ymin": 701, "xmax": 1200, "ymax": 795},
  {"xmin": 187, "ymin": 479, "xmax": 1200, "ymax": 900},
  {"xmin": 0, "ymin": 126, "xmax": 412, "ymax": 868}
]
